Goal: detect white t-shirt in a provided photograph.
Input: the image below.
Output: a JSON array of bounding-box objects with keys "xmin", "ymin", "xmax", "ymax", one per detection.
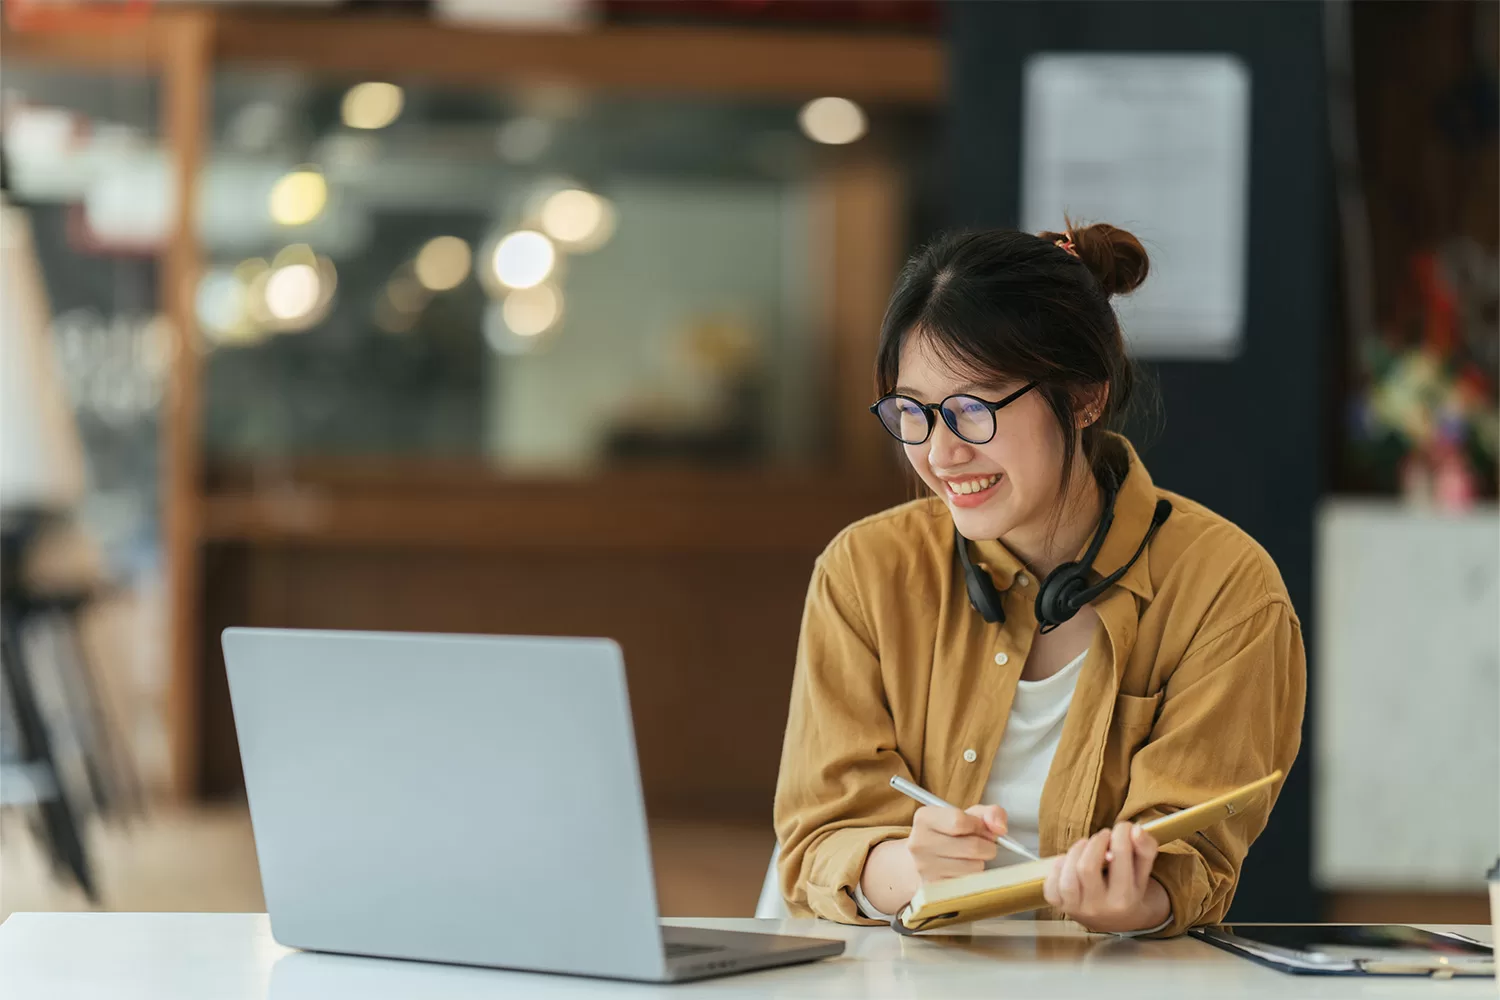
[
  {"xmin": 981, "ymin": 648, "xmax": 1088, "ymax": 866},
  {"xmin": 854, "ymin": 649, "xmax": 1087, "ymax": 920}
]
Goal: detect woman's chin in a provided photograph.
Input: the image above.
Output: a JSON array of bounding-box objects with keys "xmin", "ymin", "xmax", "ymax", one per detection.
[{"xmin": 946, "ymin": 492, "xmax": 1014, "ymax": 540}]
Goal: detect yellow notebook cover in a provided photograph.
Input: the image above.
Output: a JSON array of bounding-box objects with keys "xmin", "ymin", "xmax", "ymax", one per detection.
[{"xmin": 895, "ymin": 771, "xmax": 1282, "ymax": 933}]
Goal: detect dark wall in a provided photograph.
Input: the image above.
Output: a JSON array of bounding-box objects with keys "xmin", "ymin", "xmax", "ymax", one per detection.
[{"xmin": 948, "ymin": 1, "xmax": 1328, "ymax": 921}]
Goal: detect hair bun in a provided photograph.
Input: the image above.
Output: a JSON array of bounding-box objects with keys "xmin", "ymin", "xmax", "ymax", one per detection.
[{"xmin": 1047, "ymin": 221, "xmax": 1150, "ymax": 297}]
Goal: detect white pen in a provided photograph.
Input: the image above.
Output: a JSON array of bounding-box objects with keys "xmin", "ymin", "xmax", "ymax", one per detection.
[{"xmin": 889, "ymin": 774, "xmax": 1042, "ymax": 862}]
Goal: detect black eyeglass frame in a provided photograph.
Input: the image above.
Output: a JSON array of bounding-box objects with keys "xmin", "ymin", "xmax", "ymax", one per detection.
[{"xmin": 868, "ymin": 381, "xmax": 1040, "ymax": 445}]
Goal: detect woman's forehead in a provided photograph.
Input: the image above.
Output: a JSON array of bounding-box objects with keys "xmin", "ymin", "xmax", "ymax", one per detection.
[{"xmin": 896, "ymin": 335, "xmax": 1017, "ymax": 397}]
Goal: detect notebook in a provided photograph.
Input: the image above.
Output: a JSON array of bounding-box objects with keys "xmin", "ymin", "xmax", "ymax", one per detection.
[{"xmin": 893, "ymin": 771, "xmax": 1282, "ymax": 933}]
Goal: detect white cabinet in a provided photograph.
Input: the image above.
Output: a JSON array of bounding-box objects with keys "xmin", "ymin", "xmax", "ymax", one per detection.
[{"xmin": 1315, "ymin": 500, "xmax": 1499, "ymax": 890}]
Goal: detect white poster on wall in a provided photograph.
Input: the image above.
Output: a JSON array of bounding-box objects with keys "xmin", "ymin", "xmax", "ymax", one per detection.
[{"xmin": 1021, "ymin": 54, "xmax": 1251, "ymax": 360}]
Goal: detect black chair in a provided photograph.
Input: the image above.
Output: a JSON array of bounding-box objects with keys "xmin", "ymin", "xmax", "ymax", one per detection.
[{"xmin": 1, "ymin": 513, "xmax": 99, "ymax": 901}]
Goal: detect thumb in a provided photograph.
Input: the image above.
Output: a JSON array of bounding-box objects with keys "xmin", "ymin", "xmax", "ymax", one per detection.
[{"xmin": 965, "ymin": 803, "xmax": 1008, "ymax": 836}]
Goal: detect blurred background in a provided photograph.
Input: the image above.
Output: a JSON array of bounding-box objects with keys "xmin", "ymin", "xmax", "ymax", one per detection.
[{"xmin": 0, "ymin": 0, "xmax": 1494, "ymax": 927}]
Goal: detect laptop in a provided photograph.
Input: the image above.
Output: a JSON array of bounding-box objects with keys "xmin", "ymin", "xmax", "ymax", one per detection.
[{"xmin": 222, "ymin": 627, "xmax": 843, "ymax": 983}]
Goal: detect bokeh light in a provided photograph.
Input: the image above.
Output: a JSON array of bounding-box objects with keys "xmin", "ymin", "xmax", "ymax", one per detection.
[
  {"xmin": 385, "ymin": 269, "xmax": 429, "ymax": 315},
  {"xmin": 490, "ymin": 230, "xmax": 556, "ymax": 290},
  {"xmin": 268, "ymin": 169, "xmax": 327, "ymax": 226},
  {"xmin": 414, "ymin": 235, "xmax": 472, "ymax": 292},
  {"xmin": 797, "ymin": 97, "xmax": 867, "ymax": 145},
  {"xmin": 195, "ymin": 270, "xmax": 248, "ymax": 342},
  {"xmin": 540, "ymin": 189, "xmax": 616, "ymax": 252},
  {"xmin": 502, "ymin": 284, "xmax": 562, "ymax": 337},
  {"xmin": 264, "ymin": 263, "xmax": 321, "ymax": 321},
  {"xmin": 341, "ymin": 82, "xmax": 404, "ymax": 130}
]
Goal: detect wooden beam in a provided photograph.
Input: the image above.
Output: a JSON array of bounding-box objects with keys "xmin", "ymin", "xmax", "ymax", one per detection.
[
  {"xmin": 159, "ymin": 11, "xmax": 211, "ymax": 801},
  {"xmin": 214, "ymin": 14, "xmax": 944, "ymax": 103},
  {"xmin": 824, "ymin": 156, "xmax": 904, "ymax": 476}
]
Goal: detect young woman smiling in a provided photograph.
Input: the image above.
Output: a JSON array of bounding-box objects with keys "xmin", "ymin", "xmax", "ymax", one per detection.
[{"xmin": 773, "ymin": 224, "xmax": 1305, "ymax": 936}]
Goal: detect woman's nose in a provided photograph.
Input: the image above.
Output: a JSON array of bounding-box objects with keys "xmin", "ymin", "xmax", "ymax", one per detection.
[{"xmin": 926, "ymin": 417, "xmax": 973, "ymax": 469}]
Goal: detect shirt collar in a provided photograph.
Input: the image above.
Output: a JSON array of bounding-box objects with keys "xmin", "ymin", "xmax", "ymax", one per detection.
[
  {"xmin": 1083, "ymin": 434, "xmax": 1158, "ymax": 602},
  {"xmin": 964, "ymin": 433, "xmax": 1158, "ymax": 604}
]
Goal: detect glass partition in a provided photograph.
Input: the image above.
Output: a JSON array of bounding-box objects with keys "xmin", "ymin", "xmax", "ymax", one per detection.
[{"xmin": 199, "ymin": 72, "xmax": 938, "ymax": 474}]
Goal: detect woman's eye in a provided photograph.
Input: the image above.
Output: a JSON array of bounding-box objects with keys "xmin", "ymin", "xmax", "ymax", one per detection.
[
  {"xmin": 961, "ymin": 400, "xmax": 987, "ymax": 415},
  {"xmin": 897, "ymin": 402, "xmax": 923, "ymax": 417}
]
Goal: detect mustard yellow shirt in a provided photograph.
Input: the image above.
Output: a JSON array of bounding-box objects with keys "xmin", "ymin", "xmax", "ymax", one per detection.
[{"xmin": 773, "ymin": 435, "xmax": 1306, "ymax": 936}]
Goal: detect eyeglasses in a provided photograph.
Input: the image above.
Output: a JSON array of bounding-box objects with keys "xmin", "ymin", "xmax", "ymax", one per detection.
[{"xmin": 869, "ymin": 382, "xmax": 1038, "ymax": 446}]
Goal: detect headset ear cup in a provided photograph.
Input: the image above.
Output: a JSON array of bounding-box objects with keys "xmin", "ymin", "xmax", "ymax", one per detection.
[
  {"xmin": 955, "ymin": 529, "xmax": 1006, "ymax": 624},
  {"xmin": 1035, "ymin": 563, "xmax": 1089, "ymax": 628},
  {"xmin": 964, "ymin": 569, "xmax": 1005, "ymax": 624}
]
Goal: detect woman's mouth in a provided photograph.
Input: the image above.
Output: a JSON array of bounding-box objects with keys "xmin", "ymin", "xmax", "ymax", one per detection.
[{"xmin": 944, "ymin": 473, "xmax": 1001, "ymax": 508}]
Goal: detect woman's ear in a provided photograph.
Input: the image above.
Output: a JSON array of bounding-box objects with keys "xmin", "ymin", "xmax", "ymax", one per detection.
[{"xmin": 1076, "ymin": 384, "xmax": 1110, "ymax": 428}]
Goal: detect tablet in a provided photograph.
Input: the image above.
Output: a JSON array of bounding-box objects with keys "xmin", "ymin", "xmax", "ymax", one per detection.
[{"xmin": 1192, "ymin": 923, "xmax": 1493, "ymax": 977}]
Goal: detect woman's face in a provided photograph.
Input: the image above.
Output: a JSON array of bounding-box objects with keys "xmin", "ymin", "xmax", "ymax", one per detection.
[{"xmin": 895, "ymin": 334, "xmax": 1073, "ymax": 543}]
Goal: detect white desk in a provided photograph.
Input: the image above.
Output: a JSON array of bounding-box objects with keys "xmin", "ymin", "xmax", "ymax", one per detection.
[{"xmin": 1, "ymin": 913, "xmax": 1492, "ymax": 999}]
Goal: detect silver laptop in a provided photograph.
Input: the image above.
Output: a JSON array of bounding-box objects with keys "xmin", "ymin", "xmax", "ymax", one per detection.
[{"xmin": 222, "ymin": 627, "xmax": 843, "ymax": 983}]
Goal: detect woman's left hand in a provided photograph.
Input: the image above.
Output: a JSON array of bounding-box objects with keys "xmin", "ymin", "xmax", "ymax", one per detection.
[{"xmin": 1042, "ymin": 822, "xmax": 1171, "ymax": 934}]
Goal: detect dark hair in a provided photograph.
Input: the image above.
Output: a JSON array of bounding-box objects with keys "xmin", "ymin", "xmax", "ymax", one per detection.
[{"xmin": 875, "ymin": 222, "xmax": 1152, "ymax": 503}]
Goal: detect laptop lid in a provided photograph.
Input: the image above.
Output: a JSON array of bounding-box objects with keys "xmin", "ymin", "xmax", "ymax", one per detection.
[{"xmin": 223, "ymin": 628, "xmax": 668, "ymax": 981}]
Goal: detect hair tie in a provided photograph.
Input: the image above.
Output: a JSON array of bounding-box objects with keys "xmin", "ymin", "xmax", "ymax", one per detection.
[{"xmin": 1054, "ymin": 232, "xmax": 1078, "ymax": 258}]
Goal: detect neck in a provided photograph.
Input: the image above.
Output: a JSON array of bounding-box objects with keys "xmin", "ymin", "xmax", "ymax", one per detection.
[{"xmin": 1003, "ymin": 462, "xmax": 1106, "ymax": 578}]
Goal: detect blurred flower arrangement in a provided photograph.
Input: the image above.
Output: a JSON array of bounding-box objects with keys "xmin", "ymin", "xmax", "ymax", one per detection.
[{"xmin": 1351, "ymin": 240, "xmax": 1499, "ymax": 507}]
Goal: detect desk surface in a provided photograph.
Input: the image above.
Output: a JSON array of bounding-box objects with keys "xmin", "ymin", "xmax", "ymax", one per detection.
[{"xmin": 1, "ymin": 913, "xmax": 1492, "ymax": 999}]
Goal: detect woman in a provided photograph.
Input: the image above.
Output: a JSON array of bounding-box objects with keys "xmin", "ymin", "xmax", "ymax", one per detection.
[{"xmin": 773, "ymin": 224, "xmax": 1305, "ymax": 936}]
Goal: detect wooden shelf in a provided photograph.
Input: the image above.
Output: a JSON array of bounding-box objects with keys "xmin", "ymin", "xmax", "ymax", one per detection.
[
  {"xmin": 3, "ymin": 17, "xmax": 167, "ymax": 69},
  {"xmin": 213, "ymin": 13, "xmax": 944, "ymax": 103},
  {"xmin": 202, "ymin": 470, "xmax": 908, "ymax": 553},
  {"xmin": 9, "ymin": 12, "xmax": 945, "ymax": 103}
]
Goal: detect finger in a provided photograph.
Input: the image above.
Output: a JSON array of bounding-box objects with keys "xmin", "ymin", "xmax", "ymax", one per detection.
[
  {"xmin": 1106, "ymin": 823, "xmax": 1136, "ymax": 909},
  {"xmin": 965, "ymin": 803, "xmax": 1009, "ymax": 838},
  {"xmin": 1043, "ymin": 857, "xmax": 1063, "ymax": 908},
  {"xmin": 1057, "ymin": 840, "xmax": 1087, "ymax": 912},
  {"xmin": 910, "ymin": 822, "xmax": 995, "ymax": 862},
  {"xmin": 1076, "ymin": 830, "xmax": 1110, "ymax": 901},
  {"xmin": 1131, "ymin": 825, "xmax": 1159, "ymax": 896},
  {"xmin": 918, "ymin": 805, "xmax": 986, "ymax": 838}
]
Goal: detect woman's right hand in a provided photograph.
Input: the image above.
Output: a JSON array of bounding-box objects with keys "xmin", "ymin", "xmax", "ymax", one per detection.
[{"xmin": 906, "ymin": 804, "xmax": 1009, "ymax": 882}]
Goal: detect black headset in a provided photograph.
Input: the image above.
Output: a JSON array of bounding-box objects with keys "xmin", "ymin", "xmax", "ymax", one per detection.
[{"xmin": 955, "ymin": 487, "xmax": 1172, "ymax": 634}]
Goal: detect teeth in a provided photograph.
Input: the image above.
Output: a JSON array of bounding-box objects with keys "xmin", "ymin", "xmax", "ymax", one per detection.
[{"xmin": 948, "ymin": 474, "xmax": 999, "ymax": 495}]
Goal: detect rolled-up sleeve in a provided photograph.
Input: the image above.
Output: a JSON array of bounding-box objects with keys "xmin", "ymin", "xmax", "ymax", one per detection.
[
  {"xmin": 773, "ymin": 546, "xmax": 915, "ymax": 924},
  {"xmin": 1119, "ymin": 597, "xmax": 1306, "ymax": 937}
]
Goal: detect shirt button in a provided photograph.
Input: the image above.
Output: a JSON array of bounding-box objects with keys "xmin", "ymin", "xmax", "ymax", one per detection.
[
  {"xmin": 963, "ymin": 749, "xmax": 978, "ymax": 763},
  {"xmin": 1016, "ymin": 573, "xmax": 1031, "ymax": 587},
  {"xmin": 994, "ymin": 652, "xmax": 1009, "ymax": 665}
]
